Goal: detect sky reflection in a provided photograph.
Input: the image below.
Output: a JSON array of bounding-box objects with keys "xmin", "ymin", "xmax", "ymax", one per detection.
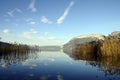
[{"xmin": 0, "ymin": 51, "xmax": 120, "ymax": 80}]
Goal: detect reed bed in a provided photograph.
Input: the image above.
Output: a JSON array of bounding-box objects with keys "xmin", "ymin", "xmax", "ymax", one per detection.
[
  {"xmin": 74, "ymin": 37, "xmax": 120, "ymax": 58},
  {"xmin": 0, "ymin": 43, "xmax": 40, "ymax": 53},
  {"xmin": 100, "ymin": 37, "xmax": 120, "ymax": 57},
  {"xmin": 74, "ymin": 42, "xmax": 98, "ymax": 60}
]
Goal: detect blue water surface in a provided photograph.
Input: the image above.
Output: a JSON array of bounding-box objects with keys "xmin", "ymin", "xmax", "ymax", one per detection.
[{"xmin": 0, "ymin": 51, "xmax": 120, "ymax": 80}]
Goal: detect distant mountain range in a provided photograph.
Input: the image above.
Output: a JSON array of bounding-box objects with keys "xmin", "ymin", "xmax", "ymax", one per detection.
[{"xmin": 39, "ymin": 46, "xmax": 61, "ymax": 51}]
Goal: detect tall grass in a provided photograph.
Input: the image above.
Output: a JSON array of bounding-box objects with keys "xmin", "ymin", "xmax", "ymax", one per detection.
[
  {"xmin": 100, "ymin": 37, "xmax": 120, "ymax": 57},
  {"xmin": 0, "ymin": 43, "xmax": 40, "ymax": 53},
  {"xmin": 74, "ymin": 42, "xmax": 98, "ymax": 60},
  {"xmin": 73, "ymin": 37, "xmax": 120, "ymax": 58}
]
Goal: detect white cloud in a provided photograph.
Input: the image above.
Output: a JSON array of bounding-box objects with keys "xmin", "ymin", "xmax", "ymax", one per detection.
[
  {"xmin": 28, "ymin": 0, "xmax": 37, "ymax": 12},
  {"xmin": 7, "ymin": 8, "xmax": 22, "ymax": 17},
  {"xmin": 0, "ymin": 29, "xmax": 65, "ymax": 45},
  {"xmin": 7, "ymin": 11, "xmax": 13, "ymax": 17},
  {"xmin": 29, "ymin": 21, "xmax": 36, "ymax": 25},
  {"xmin": 22, "ymin": 29, "xmax": 38, "ymax": 39},
  {"xmin": 30, "ymin": 29, "xmax": 38, "ymax": 34},
  {"xmin": 0, "ymin": 29, "xmax": 66, "ymax": 45},
  {"xmin": 15, "ymin": 8, "xmax": 22, "ymax": 13},
  {"xmin": 41, "ymin": 16, "xmax": 52, "ymax": 24},
  {"xmin": 21, "ymin": 32, "xmax": 60, "ymax": 45},
  {"xmin": 57, "ymin": 1, "xmax": 74, "ymax": 24},
  {"xmin": 2, "ymin": 29, "xmax": 10, "ymax": 34},
  {"xmin": 26, "ymin": 18, "xmax": 36, "ymax": 25},
  {"xmin": 47, "ymin": 37, "xmax": 56, "ymax": 40}
]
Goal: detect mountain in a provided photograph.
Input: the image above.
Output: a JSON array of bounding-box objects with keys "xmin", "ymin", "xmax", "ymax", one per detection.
[
  {"xmin": 63, "ymin": 31, "xmax": 120, "ymax": 59},
  {"xmin": 68, "ymin": 34, "xmax": 105, "ymax": 45},
  {"xmin": 63, "ymin": 34, "xmax": 105, "ymax": 55},
  {"xmin": 109, "ymin": 31, "xmax": 120, "ymax": 38},
  {"xmin": 40, "ymin": 46, "xmax": 61, "ymax": 51}
]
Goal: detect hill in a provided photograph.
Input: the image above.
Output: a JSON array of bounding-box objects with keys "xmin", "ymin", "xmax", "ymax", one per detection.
[
  {"xmin": 40, "ymin": 46, "xmax": 61, "ymax": 51},
  {"xmin": 63, "ymin": 31, "xmax": 120, "ymax": 59}
]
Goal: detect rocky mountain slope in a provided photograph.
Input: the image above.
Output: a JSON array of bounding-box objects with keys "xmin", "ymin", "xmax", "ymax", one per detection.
[
  {"xmin": 63, "ymin": 31, "xmax": 120, "ymax": 58},
  {"xmin": 109, "ymin": 31, "xmax": 120, "ymax": 38},
  {"xmin": 63, "ymin": 34, "xmax": 105, "ymax": 55}
]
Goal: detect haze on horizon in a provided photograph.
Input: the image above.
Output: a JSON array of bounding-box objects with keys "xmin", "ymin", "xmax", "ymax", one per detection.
[{"xmin": 0, "ymin": 0, "xmax": 120, "ymax": 46}]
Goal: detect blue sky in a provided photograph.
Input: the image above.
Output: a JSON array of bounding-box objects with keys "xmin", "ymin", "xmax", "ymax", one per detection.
[{"xmin": 0, "ymin": 0, "xmax": 120, "ymax": 45}]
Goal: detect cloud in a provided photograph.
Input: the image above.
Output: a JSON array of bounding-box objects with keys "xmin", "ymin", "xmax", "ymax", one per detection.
[
  {"xmin": 30, "ymin": 29, "xmax": 38, "ymax": 33},
  {"xmin": 2, "ymin": 29, "xmax": 10, "ymax": 34},
  {"xmin": 47, "ymin": 37, "xmax": 57, "ymax": 40},
  {"xmin": 41, "ymin": 16, "xmax": 52, "ymax": 24},
  {"xmin": 26, "ymin": 18, "xmax": 36, "ymax": 25},
  {"xmin": 57, "ymin": 1, "xmax": 74, "ymax": 24},
  {"xmin": 7, "ymin": 8, "xmax": 22, "ymax": 17},
  {"xmin": 30, "ymin": 21, "xmax": 36, "ymax": 24},
  {"xmin": 28, "ymin": 0, "xmax": 37, "ymax": 12},
  {"xmin": 22, "ymin": 29, "xmax": 38, "ymax": 39}
]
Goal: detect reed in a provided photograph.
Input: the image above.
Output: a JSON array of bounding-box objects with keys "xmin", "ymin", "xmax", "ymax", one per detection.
[
  {"xmin": 0, "ymin": 42, "xmax": 40, "ymax": 53},
  {"xmin": 73, "ymin": 37, "xmax": 120, "ymax": 58},
  {"xmin": 74, "ymin": 42, "xmax": 98, "ymax": 60},
  {"xmin": 100, "ymin": 37, "xmax": 120, "ymax": 57}
]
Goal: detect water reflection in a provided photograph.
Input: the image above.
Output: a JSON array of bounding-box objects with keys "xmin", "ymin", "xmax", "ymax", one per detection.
[
  {"xmin": 0, "ymin": 51, "xmax": 120, "ymax": 80},
  {"xmin": 64, "ymin": 50, "xmax": 120, "ymax": 76},
  {"xmin": 0, "ymin": 52, "xmax": 38, "ymax": 68},
  {"xmin": 89, "ymin": 58, "xmax": 120, "ymax": 75}
]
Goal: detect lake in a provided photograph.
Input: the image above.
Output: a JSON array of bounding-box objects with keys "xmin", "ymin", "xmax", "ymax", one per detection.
[{"xmin": 0, "ymin": 51, "xmax": 120, "ymax": 80}]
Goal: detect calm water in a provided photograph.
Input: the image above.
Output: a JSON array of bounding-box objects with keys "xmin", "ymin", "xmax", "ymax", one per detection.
[{"xmin": 0, "ymin": 51, "xmax": 120, "ymax": 80}]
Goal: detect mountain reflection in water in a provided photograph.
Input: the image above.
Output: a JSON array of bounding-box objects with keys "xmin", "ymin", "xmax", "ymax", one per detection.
[
  {"xmin": 0, "ymin": 51, "xmax": 120, "ymax": 80},
  {"xmin": 64, "ymin": 50, "xmax": 120, "ymax": 76}
]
